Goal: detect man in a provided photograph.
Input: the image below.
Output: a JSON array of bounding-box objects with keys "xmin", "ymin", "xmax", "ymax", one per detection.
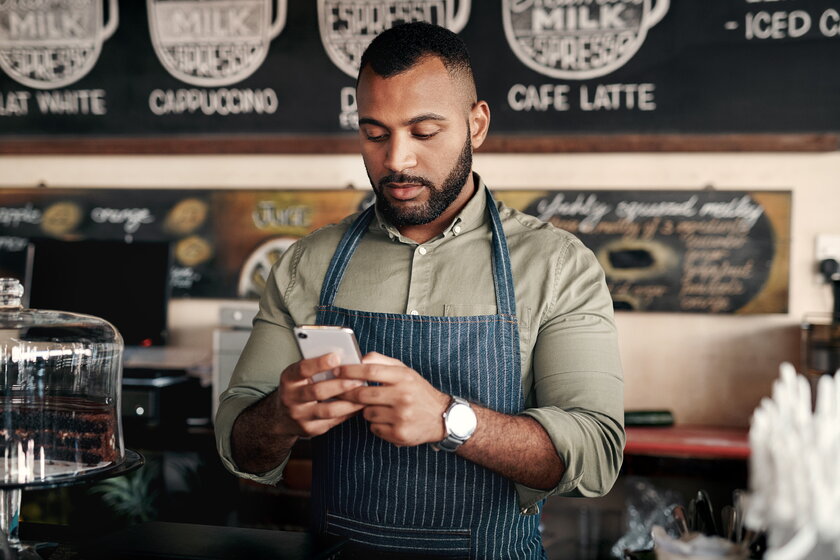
[{"xmin": 216, "ymin": 22, "xmax": 624, "ymax": 559}]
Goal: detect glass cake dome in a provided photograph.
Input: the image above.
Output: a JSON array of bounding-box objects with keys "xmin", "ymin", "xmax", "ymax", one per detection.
[{"xmin": 0, "ymin": 278, "xmax": 124, "ymax": 486}]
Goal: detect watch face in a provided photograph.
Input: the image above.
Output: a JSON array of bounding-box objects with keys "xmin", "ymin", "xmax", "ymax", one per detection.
[{"xmin": 448, "ymin": 404, "xmax": 477, "ymax": 438}]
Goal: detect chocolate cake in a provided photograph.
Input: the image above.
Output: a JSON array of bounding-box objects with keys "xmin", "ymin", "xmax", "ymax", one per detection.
[{"xmin": 0, "ymin": 398, "xmax": 118, "ymax": 467}]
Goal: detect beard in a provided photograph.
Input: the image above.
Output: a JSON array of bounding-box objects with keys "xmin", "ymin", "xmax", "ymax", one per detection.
[{"xmin": 370, "ymin": 131, "xmax": 473, "ymax": 227}]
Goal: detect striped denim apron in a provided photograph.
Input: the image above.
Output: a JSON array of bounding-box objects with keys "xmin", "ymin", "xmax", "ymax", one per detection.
[{"xmin": 311, "ymin": 190, "xmax": 545, "ymax": 559}]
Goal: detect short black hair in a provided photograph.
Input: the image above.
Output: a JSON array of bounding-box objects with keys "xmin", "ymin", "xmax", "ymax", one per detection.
[{"xmin": 357, "ymin": 22, "xmax": 475, "ymax": 97}]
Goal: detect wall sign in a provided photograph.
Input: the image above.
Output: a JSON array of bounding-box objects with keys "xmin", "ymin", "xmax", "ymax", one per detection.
[
  {"xmin": 146, "ymin": 0, "xmax": 287, "ymax": 87},
  {"xmin": 317, "ymin": 0, "xmax": 471, "ymax": 78},
  {"xmin": 501, "ymin": 0, "xmax": 669, "ymax": 80},
  {"xmin": 0, "ymin": 187, "xmax": 790, "ymax": 314},
  {"xmin": 0, "ymin": 1, "xmax": 837, "ymax": 150},
  {"xmin": 0, "ymin": 0, "xmax": 119, "ymax": 90},
  {"xmin": 496, "ymin": 189, "xmax": 790, "ymax": 314}
]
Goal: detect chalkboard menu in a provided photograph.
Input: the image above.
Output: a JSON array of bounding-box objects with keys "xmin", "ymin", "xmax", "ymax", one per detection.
[
  {"xmin": 496, "ymin": 189, "xmax": 791, "ymax": 314},
  {"xmin": 0, "ymin": 187, "xmax": 790, "ymax": 313},
  {"xmin": 0, "ymin": 1, "xmax": 838, "ymax": 152}
]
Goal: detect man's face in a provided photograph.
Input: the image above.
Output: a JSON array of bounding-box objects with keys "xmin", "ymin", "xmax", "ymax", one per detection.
[{"xmin": 356, "ymin": 57, "xmax": 475, "ymax": 227}]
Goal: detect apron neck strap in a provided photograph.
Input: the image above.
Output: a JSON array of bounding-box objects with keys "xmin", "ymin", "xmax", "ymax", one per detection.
[
  {"xmin": 318, "ymin": 188, "xmax": 517, "ymax": 317},
  {"xmin": 486, "ymin": 189, "xmax": 517, "ymax": 317}
]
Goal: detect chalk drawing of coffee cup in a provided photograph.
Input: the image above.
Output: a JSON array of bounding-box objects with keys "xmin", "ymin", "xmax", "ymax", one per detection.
[
  {"xmin": 319, "ymin": 0, "xmax": 471, "ymax": 78},
  {"xmin": 147, "ymin": 0, "xmax": 286, "ymax": 87},
  {"xmin": 0, "ymin": 0, "xmax": 118, "ymax": 89},
  {"xmin": 502, "ymin": 0, "xmax": 669, "ymax": 80}
]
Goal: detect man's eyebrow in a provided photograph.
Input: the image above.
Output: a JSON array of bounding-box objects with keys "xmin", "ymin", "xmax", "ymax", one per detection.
[
  {"xmin": 358, "ymin": 117, "xmax": 385, "ymax": 128},
  {"xmin": 405, "ymin": 113, "xmax": 447, "ymax": 125},
  {"xmin": 358, "ymin": 114, "xmax": 448, "ymax": 128}
]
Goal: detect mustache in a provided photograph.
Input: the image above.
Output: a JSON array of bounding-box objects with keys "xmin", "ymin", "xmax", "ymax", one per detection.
[{"xmin": 378, "ymin": 174, "xmax": 434, "ymax": 190}]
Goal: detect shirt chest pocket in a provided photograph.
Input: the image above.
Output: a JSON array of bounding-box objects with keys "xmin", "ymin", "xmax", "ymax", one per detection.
[{"xmin": 443, "ymin": 303, "xmax": 497, "ymax": 317}]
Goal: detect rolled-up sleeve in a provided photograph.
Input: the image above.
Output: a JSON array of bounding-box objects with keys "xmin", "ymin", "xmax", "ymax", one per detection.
[
  {"xmin": 517, "ymin": 237, "xmax": 624, "ymax": 507},
  {"xmin": 216, "ymin": 382, "xmax": 288, "ymax": 485},
  {"xmin": 214, "ymin": 243, "xmax": 304, "ymax": 485}
]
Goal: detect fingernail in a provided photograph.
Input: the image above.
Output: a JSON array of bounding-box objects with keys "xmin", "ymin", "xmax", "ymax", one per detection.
[{"xmin": 327, "ymin": 354, "xmax": 339, "ymax": 367}]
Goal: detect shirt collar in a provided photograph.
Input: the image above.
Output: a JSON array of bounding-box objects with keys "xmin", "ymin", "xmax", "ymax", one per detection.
[{"xmin": 372, "ymin": 172, "xmax": 489, "ymax": 244}]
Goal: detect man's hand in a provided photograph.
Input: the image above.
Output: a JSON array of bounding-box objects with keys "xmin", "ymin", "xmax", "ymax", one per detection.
[
  {"xmin": 337, "ymin": 353, "xmax": 565, "ymax": 490},
  {"xmin": 339, "ymin": 352, "xmax": 450, "ymax": 447},
  {"xmin": 278, "ymin": 353, "xmax": 367, "ymax": 438},
  {"xmin": 231, "ymin": 352, "xmax": 365, "ymax": 474}
]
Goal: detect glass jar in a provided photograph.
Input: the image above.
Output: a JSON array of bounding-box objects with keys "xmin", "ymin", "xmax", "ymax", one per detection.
[{"xmin": 0, "ymin": 278, "xmax": 124, "ymax": 486}]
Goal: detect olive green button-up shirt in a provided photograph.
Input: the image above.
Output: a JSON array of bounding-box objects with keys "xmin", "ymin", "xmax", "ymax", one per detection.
[{"xmin": 215, "ymin": 177, "xmax": 624, "ymax": 510}]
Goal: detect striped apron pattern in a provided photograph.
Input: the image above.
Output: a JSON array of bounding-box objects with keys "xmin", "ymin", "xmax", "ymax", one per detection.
[{"xmin": 311, "ymin": 189, "xmax": 545, "ymax": 559}]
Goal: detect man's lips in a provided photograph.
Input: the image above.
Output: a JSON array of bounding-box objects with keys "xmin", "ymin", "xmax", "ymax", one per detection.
[{"xmin": 384, "ymin": 183, "xmax": 425, "ymax": 201}]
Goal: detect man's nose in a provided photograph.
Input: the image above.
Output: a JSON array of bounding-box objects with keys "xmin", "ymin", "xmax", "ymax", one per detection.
[{"xmin": 384, "ymin": 135, "xmax": 417, "ymax": 173}]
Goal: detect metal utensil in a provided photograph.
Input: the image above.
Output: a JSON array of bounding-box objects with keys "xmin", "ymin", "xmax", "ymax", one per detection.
[
  {"xmin": 732, "ymin": 489, "xmax": 746, "ymax": 543},
  {"xmin": 687, "ymin": 498, "xmax": 697, "ymax": 533},
  {"xmin": 673, "ymin": 504, "xmax": 690, "ymax": 536},
  {"xmin": 721, "ymin": 504, "xmax": 736, "ymax": 541},
  {"xmin": 695, "ymin": 490, "xmax": 718, "ymax": 536}
]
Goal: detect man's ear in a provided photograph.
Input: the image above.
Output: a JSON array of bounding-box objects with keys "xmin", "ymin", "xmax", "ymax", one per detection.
[{"xmin": 469, "ymin": 100, "xmax": 490, "ymax": 151}]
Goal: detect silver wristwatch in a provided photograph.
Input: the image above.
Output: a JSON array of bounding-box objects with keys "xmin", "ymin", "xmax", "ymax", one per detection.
[{"xmin": 431, "ymin": 396, "xmax": 477, "ymax": 452}]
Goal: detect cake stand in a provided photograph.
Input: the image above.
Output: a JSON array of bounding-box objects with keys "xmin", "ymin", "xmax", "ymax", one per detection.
[{"xmin": 0, "ymin": 449, "xmax": 144, "ymax": 559}]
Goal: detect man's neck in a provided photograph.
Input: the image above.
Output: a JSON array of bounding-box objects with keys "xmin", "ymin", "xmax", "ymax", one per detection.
[{"xmin": 398, "ymin": 174, "xmax": 477, "ymax": 244}]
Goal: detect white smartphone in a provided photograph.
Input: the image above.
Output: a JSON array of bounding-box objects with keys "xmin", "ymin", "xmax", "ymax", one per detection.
[{"xmin": 293, "ymin": 325, "xmax": 363, "ymax": 383}]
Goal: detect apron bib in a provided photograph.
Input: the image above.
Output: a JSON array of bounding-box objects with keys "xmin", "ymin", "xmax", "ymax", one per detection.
[{"xmin": 311, "ymin": 190, "xmax": 544, "ymax": 559}]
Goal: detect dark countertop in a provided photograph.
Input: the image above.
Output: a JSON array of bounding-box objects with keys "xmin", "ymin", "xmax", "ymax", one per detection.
[{"xmin": 21, "ymin": 522, "xmax": 345, "ymax": 560}]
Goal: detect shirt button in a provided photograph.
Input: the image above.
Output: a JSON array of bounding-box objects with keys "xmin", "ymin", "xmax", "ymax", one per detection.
[
  {"xmin": 521, "ymin": 505, "xmax": 540, "ymax": 516},
  {"xmin": 410, "ymin": 310, "xmax": 420, "ymax": 315},
  {"xmin": 453, "ymin": 225, "xmax": 462, "ymax": 235},
  {"xmin": 418, "ymin": 247, "xmax": 428, "ymax": 255}
]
